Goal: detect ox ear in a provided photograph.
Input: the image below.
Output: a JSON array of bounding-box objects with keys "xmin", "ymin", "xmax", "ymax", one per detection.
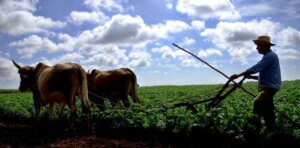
[{"xmin": 12, "ymin": 60, "xmax": 22, "ymax": 70}]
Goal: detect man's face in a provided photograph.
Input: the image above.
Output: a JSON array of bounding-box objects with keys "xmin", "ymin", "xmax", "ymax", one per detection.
[{"xmin": 256, "ymin": 44, "xmax": 269, "ymax": 54}]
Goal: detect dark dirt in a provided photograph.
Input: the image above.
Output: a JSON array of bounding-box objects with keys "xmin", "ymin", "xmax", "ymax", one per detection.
[
  {"xmin": 0, "ymin": 118, "xmax": 230, "ymax": 147},
  {"xmin": 1, "ymin": 116, "xmax": 300, "ymax": 148}
]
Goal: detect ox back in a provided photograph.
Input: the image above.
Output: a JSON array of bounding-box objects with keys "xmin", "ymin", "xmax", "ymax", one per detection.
[
  {"xmin": 87, "ymin": 68, "xmax": 140, "ymax": 109},
  {"xmin": 36, "ymin": 63, "xmax": 81, "ymax": 100}
]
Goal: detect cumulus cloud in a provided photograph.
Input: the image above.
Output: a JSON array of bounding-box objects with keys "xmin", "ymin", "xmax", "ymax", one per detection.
[
  {"xmin": 0, "ymin": 57, "xmax": 18, "ymax": 81},
  {"xmin": 53, "ymin": 52, "xmax": 84, "ymax": 64},
  {"xmin": 152, "ymin": 45, "xmax": 204, "ymax": 68},
  {"xmin": 191, "ymin": 20, "xmax": 206, "ymax": 30},
  {"xmin": 151, "ymin": 20, "xmax": 191, "ymax": 38},
  {"xmin": 276, "ymin": 48, "xmax": 300, "ymax": 60},
  {"xmin": 198, "ymin": 49, "xmax": 223, "ymax": 58},
  {"xmin": 78, "ymin": 14, "xmax": 190, "ymax": 47},
  {"xmin": 128, "ymin": 50, "xmax": 152, "ymax": 67},
  {"xmin": 277, "ymin": 27, "xmax": 300, "ymax": 47},
  {"xmin": 81, "ymin": 45, "xmax": 127, "ymax": 67},
  {"xmin": 69, "ymin": 11, "xmax": 109, "ymax": 25},
  {"xmin": 84, "ymin": 0, "xmax": 124, "ymax": 12},
  {"xmin": 182, "ymin": 37, "xmax": 196, "ymax": 46},
  {"xmin": 78, "ymin": 14, "xmax": 155, "ymax": 46},
  {"xmin": 0, "ymin": 0, "xmax": 66, "ymax": 36},
  {"xmin": 36, "ymin": 52, "xmax": 84, "ymax": 66},
  {"xmin": 0, "ymin": 0, "xmax": 38, "ymax": 12},
  {"xmin": 152, "ymin": 45, "xmax": 185, "ymax": 59},
  {"xmin": 200, "ymin": 19, "xmax": 280, "ymax": 64},
  {"xmin": 176, "ymin": 0, "xmax": 240, "ymax": 20},
  {"xmin": 10, "ymin": 34, "xmax": 76, "ymax": 58},
  {"xmin": 165, "ymin": 0, "xmax": 173, "ymax": 10}
]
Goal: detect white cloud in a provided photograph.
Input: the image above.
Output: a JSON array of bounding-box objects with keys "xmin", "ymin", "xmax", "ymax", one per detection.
[
  {"xmin": 0, "ymin": 0, "xmax": 38, "ymax": 13},
  {"xmin": 77, "ymin": 14, "xmax": 190, "ymax": 47},
  {"xmin": 179, "ymin": 57, "xmax": 202, "ymax": 68},
  {"xmin": 191, "ymin": 20, "xmax": 205, "ymax": 30},
  {"xmin": 78, "ymin": 14, "xmax": 155, "ymax": 46},
  {"xmin": 0, "ymin": 11, "xmax": 66, "ymax": 36},
  {"xmin": 69, "ymin": 11, "xmax": 109, "ymax": 25},
  {"xmin": 10, "ymin": 34, "xmax": 76, "ymax": 58},
  {"xmin": 152, "ymin": 45, "xmax": 185, "ymax": 59},
  {"xmin": 182, "ymin": 37, "xmax": 196, "ymax": 46},
  {"xmin": 84, "ymin": 53, "xmax": 119, "ymax": 66},
  {"xmin": 151, "ymin": 20, "xmax": 191, "ymax": 38},
  {"xmin": 81, "ymin": 45, "xmax": 127, "ymax": 67},
  {"xmin": 200, "ymin": 19, "xmax": 280, "ymax": 64},
  {"xmin": 165, "ymin": 0, "xmax": 173, "ymax": 10},
  {"xmin": 0, "ymin": 57, "xmax": 18, "ymax": 81},
  {"xmin": 277, "ymin": 27, "xmax": 300, "ymax": 47},
  {"xmin": 198, "ymin": 49, "xmax": 223, "ymax": 58},
  {"xmin": 54, "ymin": 52, "xmax": 84, "ymax": 64},
  {"xmin": 152, "ymin": 45, "xmax": 203, "ymax": 68},
  {"xmin": 277, "ymin": 48, "xmax": 300, "ymax": 60},
  {"xmin": 128, "ymin": 50, "xmax": 152, "ymax": 67},
  {"xmin": 176, "ymin": 0, "xmax": 240, "ymax": 20},
  {"xmin": 0, "ymin": 0, "xmax": 65, "ymax": 36},
  {"xmin": 84, "ymin": 0, "xmax": 124, "ymax": 12},
  {"xmin": 34, "ymin": 52, "xmax": 85, "ymax": 67}
]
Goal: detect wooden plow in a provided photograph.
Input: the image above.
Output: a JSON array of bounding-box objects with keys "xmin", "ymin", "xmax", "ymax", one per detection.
[{"xmin": 170, "ymin": 76, "xmax": 246, "ymax": 113}]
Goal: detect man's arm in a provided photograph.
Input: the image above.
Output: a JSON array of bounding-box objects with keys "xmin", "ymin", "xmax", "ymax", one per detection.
[
  {"xmin": 229, "ymin": 71, "xmax": 257, "ymax": 80},
  {"xmin": 247, "ymin": 75, "xmax": 258, "ymax": 80}
]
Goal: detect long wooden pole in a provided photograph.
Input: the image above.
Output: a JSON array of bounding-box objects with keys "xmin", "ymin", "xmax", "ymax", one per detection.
[{"xmin": 172, "ymin": 43, "xmax": 255, "ymax": 97}]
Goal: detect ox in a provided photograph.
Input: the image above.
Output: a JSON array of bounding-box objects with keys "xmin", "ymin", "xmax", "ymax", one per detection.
[
  {"xmin": 87, "ymin": 68, "xmax": 140, "ymax": 109},
  {"xmin": 12, "ymin": 60, "xmax": 90, "ymax": 127}
]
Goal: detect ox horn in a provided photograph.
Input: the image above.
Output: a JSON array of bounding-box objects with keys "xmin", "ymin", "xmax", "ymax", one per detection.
[{"xmin": 12, "ymin": 60, "xmax": 22, "ymax": 69}]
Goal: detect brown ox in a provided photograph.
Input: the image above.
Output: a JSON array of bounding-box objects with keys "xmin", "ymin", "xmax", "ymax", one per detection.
[
  {"xmin": 87, "ymin": 68, "xmax": 140, "ymax": 109},
  {"xmin": 12, "ymin": 60, "xmax": 90, "ymax": 127}
]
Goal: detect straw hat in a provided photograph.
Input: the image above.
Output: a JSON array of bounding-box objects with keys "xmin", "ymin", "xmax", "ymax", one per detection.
[{"xmin": 253, "ymin": 36, "xmax": 276, "ymax": 46}]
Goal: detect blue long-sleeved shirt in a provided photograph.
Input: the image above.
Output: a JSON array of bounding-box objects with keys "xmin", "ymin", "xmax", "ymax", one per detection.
[{"xmin": 246, "ymin": 50, "xmax": 281, "ymax": 90}]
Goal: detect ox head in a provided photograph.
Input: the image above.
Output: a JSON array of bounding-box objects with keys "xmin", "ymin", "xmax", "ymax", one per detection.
[{"xmin": 12, "ymin": 60, "xmax": 35, "ymax": 92}]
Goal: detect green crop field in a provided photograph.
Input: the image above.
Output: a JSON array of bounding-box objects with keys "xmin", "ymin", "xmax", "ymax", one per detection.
[{"xmin": 0, "ymin": 80, "xmax": 299, "ymax": 146}]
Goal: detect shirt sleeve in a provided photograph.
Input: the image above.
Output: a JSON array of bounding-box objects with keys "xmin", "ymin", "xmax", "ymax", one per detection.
[{"xmin": 246, "ymin": 53, "xmax": 273, "ymax": 74}]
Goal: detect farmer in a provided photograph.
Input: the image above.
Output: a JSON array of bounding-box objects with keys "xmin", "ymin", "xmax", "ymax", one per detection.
[{"xmin": 229, "ymin": 35, "xmax": 281, "ymax": 130}]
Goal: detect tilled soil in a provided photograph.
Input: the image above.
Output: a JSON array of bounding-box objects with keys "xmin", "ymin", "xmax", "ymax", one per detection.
[
  {"xmin": 1, "ymin": 118, "xmax": 300, "ymax": 147},
  {"xmin": 0, "ymin": 121, "xmax": 176, "ymax": 147}
]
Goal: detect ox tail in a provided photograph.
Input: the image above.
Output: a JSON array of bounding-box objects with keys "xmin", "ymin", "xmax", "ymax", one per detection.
[
  {"xmin": 127, "ymin": 68, "xmax": 140, "ymax": 103},
  {"xmin": 75, "ymin": 64, "xmax": 90, "ymax": 113}
]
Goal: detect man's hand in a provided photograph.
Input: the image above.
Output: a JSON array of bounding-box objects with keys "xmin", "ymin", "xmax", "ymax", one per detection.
[{"xmin": 229, "ymin": 74, "xmax": 239, "ymax": 81}]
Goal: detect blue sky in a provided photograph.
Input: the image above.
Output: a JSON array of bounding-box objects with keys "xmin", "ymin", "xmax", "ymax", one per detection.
[{"xmin": 0, "ymin": 0, "xmax": 300, "ymax": 89}]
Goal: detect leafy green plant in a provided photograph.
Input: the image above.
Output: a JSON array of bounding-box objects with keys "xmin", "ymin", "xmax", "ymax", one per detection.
[{"xmin": 1, "ymin": 80, "xmax": 299, "ymax": 143}]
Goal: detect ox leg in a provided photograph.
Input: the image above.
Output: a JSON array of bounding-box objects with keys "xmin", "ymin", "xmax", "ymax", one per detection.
[
  {"xmin": 33, "ymin": 94, "xmax": 41, "ymax": 126},
  {"xmin": 121, "ymin": 94, "xmax": 130, "ymax": 108},
  {"xmin": 58, "ymin": 103, "xmax": 65, "ymax": 117},
  {"xmin": 34, "ymin": 105, "xmax": 41, "ymax": 126},
  {"xmin": 48, "ymin": 103, "xmax": 54, "ymax": 123},
  {"xmin": 67, "ymin": 97, "xmax": 77, "ymax": 128}
]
